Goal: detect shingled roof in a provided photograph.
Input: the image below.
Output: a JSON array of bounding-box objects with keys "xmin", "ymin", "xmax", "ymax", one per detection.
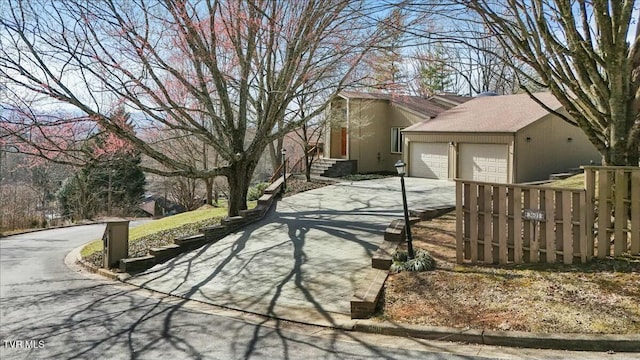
[
  {"xmin": 338, "ymin": 91, "xmax": 470, "ymax": 119},
  {"xmin": 402, "ymin": 92, "xmax": 563, "ymax": 133}
]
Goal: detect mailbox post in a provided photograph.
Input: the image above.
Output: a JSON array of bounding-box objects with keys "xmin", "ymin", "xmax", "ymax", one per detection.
[{"xmin": 103, "ymin": 220, "xmax": 130, "ymax": 268}]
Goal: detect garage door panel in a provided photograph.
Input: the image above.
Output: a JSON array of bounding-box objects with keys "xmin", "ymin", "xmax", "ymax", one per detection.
[
  {"xmin": 410, "ymin": 143, "xmax": 449, "ymax": 179},
  {"xmin": 460, "ymin": 144, "xmax": 508, "ymax": 183}
]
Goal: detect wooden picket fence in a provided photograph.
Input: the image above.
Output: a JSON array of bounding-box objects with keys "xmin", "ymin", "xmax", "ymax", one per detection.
[
  {"xmin": 455, "ymin": 166, "xmax": 640, "ymax": 265},
  {"xmin": 455, "ymin": 181, "xmax": 588, "ymax": 264},
  {"xmin": 584, "ymin": 166, "xmax": 640, "ymax": 258}
]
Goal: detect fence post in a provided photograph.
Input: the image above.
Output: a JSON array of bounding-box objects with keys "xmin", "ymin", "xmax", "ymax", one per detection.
[
  {"xmin": 497, "ymin": 185, "xmax": 507, "ymax": 264},
  {"xmin": 613, "ymin": 169, "xmax": 628, "ymax": 256},
  {"xmin": 632, "ymin": 170, "xmax": 640, "ymax": 255},
  {"xmin": 512, "ymin": 187, "xmax": 522, "ymax": 263},
  {"xmin": 561, "ymin": 190, "xmax": 572, "ymax": 264},
  {"xmin": 597, "ymin": 169, "xmax": 612, "ymax": 258},
  {"xmin": 469, "ymin": 183, "xmax": 478, "ymax": 263},
  {"xmin": 584, "ymin": 167, "xmax": 596, "ymax": 258},
  {"xmin": 456, "ymin": 180, "xmax": 463, "ymax": 264},
  {"xmin": 529, "ymin": 190, "xmax": 540, "ymax": 262},
  {"xmin": 543, "ymin": 189, "xmax": 555, "ymax": 263},
  {"xmin": 579, "ymin": 191, "xmax": 588, "ymax": 263},
  {"xmin": 482, "ymin": 185, "xmax": 493, "ymax": 264}
]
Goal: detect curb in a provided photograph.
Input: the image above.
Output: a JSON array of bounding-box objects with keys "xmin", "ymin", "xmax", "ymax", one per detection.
[
  {"xmin": 1, "ymin": 222, "xmax": 101, "ymax": 238},
  {"xmin": 76, "ymin": 251, "xmax": 131, "ymax": 281},
  {"xmin": 76, "ymin": 247, "xmax": 640, "ymax": 353},
  {"xmin": 353, "ymin": 320, "xmax": 640, "ymax": 352},
  {"xmin": 0, "ymin": 217, "xmax": 147, "ymax": 238}
]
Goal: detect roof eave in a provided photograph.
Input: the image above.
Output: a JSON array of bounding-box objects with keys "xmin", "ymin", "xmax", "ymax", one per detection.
[{"xmin": 391, "ymin": 102, "xmax": 439, "ymax": 119}]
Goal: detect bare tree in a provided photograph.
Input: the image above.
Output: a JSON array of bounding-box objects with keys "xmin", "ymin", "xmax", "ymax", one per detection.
[
  {"xmin": 0, "ymin": 0, "xmax": 387, "ymax": 216},
  {"xmin": 460, "ymin": 0, "xmax": 640, "ymax": 165},
  {"xmin": 289, "ymin": 91, "xmax": 325, "ymax": 182},
  {"xmin": 399, "ymin": 1, "xmax": 639, "ymax": 164},
  {"xmin": 446, "ymin": 28, "xmax": 522, "ymax": 95},
  {"xmin": 403, "ymin": 17, "xmax": 529, "ymax": 96},
  {"xmin": 169, "ymin": 177, "xmax": 202, "ymax": 211}
]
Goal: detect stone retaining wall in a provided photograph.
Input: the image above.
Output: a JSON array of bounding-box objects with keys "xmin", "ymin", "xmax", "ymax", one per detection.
[{"xmin": 119, "ymin": 175, "xmax": 289, "ymax": 273}]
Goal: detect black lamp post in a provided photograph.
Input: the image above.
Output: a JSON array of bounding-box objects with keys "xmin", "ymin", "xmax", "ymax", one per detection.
[
  {"xmin": 281, "ymin": 147, "xmax": 287, "ymax": 193},
  {"xmin": 395, "ymin": 159, "xmax": 415, "ymax": 260}
]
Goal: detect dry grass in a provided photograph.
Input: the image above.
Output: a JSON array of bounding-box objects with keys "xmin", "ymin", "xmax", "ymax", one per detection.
[
  {"xmin": 545, "ymin": 173, "xmax": 585, "ymax": 189},
  {"xmin": 378, "ymin": 213, "xmax": 640, "ymax": 334},
  {"xmin": 80, "ymin": 204, "xmax": 248, "ymax": 258}
]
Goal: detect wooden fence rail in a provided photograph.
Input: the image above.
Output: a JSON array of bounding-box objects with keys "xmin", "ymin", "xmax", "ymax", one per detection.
[
  {"xmin": 584, "ymin": 166, "xmax": 640, "ymax": 258},
  {"xmin": 456, "ymin": 181, "xmax": 588, "ymax": 265},
  {"xmin": 456, "ymin": 166, "xmax": 640, "ymax": 265}
]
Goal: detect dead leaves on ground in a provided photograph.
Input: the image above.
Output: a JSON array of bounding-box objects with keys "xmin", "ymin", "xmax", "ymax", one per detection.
[{"xmin": 380, "ymin": 213, "xmax": 640, "ymax": 334}]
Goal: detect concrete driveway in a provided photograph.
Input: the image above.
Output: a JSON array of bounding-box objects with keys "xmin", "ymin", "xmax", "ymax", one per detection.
[{"xmin": 126, "ymin": 177, "xmax": 455, "ymax": 327}]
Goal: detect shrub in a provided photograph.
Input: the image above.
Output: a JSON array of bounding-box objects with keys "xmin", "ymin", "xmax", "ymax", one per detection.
[
  {"xmin": 390, "ymin": 249, "xmax": 436, "ymax": 273},
  {"xmin": 248, "ymin": 182, "xmax": 270, "ymax": 201}
]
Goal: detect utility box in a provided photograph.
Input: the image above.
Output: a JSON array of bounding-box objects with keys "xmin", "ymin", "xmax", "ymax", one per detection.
[{"xmin": 103, "ymin": 220, "xmax": 130, "ymax": 269}]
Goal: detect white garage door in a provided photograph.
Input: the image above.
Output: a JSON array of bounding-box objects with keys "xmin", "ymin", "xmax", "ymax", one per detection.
[
  {"xmin": 459, "ymin": 144, "xmax": 508, "ymax": 183},
  {"xmin": 409, "ymin": 142, "xmax": 449, "ymax": 179}
]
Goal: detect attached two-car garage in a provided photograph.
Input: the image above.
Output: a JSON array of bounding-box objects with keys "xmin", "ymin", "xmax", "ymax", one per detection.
[
  {"xmin": 401, "ymin": 92, "xmax": 602, "ymax": 184},
  {"xmin": 408, "ymin": 142, "xmax": 509, "ymax": 183}
]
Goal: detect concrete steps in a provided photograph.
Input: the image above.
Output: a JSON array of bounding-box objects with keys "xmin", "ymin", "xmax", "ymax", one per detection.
[{"xmin": 309, "ymin": 158, "xmax": 357, "ymax": 177}]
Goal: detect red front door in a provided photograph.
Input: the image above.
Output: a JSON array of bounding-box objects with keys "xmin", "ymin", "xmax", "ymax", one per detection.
[{"xmin": 341, "ymin": 127, "xmax": 347, "ymax": 156}]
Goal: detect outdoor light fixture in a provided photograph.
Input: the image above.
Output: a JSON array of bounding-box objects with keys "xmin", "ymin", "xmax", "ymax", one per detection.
[
  {"xmin": 281, "ymin": 148, "xmax": 287, "ymax": 193},
  {"xmin": 394, "ymin": 159, "xmax": 406, "ymax": 176},
  {"xmin": 394, "ymin": 160, "xmax": 415, "ymax": 260}
]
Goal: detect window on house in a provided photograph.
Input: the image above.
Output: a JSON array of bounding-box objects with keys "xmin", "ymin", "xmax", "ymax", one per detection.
[{"xmin": 391, "ymin": 127, "xmax": 403, "ymax": 153}]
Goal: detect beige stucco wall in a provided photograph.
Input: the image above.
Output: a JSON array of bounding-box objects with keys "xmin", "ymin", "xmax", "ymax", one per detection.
[
  {"xmin": 383, "ymin": 106, "xmax": 426, "ymax": 171},
  {"xmin": 325, "ymin": 99, "xmax": 346, "ymax": 159},
  {"xmin": 324, "ymin": 97, "xmax": 440, "ymax": 173},
  {"xmin": 515, "ymin": 113, "xmax": 601, "ymax": 182},
  {"xmin": 347, "ymin": 98, "xmax": 391, "ymax": 173}
]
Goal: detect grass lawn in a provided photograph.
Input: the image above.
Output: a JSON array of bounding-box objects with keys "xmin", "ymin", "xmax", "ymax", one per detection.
[
  {"xmin": 82, "ymin": 177, "xmax": 329, "ymax": 267},
  {"xmin": 545, "ymin": 173, "xmax": 585, "ymax": 189},
  {"xmin": 379, "ymin": 212, "xmax": 640, "ymax": 334},
  {"xmin": 80, "ymin": 202, "xmax": 255, "ymax": 258}
]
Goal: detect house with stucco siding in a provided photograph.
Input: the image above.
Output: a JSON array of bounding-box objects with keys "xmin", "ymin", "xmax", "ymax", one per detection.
[
  {"xmin": 401, "ymin": 92, "xmax": 601, "ymax": 183},
  {"xmin": 318, "ymin": 91, "xmax": 469, "ymax": 176}
]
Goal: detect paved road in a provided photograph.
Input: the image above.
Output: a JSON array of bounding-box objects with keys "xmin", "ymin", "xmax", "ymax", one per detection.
[
  {"xmin": 0, "ymin": 222, "xmax": 579, "ymax": 360},
  {"xmin": 0, "ymin": 186, "xmax": 631, "ymax": 359},
  {"xmin": 126, "ymin": 178, "xmax": 456, "ymax": 327}
]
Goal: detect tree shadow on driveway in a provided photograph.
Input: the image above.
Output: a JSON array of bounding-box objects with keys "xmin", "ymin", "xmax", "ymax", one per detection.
[
  {"xmin": 119, "ymin": 181, "xmax": 456, "ymax": 358},
  {"xmin": 0, "ymin": 272, "xmax": 468, "ymax": 359}
]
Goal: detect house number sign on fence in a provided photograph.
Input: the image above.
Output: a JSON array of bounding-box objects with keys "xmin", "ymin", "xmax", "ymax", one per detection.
[{"xmin": 523, "ymin": 209, "xmax": 545, "ymax": 221}]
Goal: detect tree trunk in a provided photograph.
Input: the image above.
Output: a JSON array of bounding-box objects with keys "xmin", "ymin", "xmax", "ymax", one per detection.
[
  {"xmin": 268, "ymin": 139, "xmax": 283, "ymax": 174},
  {"xmin": 304, "ymin": 148, "xmax": 314, "ymax": 182},
  {"xmin": 107, "ymin": 170, "xmax": 112, "ymax": 216},
  {"xmin": 226, "ymin": 161, "xmax": 254, "ymax": 217},
  {"xmin": 305, "ymin": 158, "xmax": 312, "ymax": 182},
  {"xmin": 205, "ymin": 177, "xmax": 213, "ymax": 205}
]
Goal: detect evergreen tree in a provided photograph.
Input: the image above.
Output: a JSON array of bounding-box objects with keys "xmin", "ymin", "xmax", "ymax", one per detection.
[
  {"xmin": 365, "ymin": 9, "xmax": 408, "ymax": 93},
  {"xmin": 57, "ymin": 108, "xmax": 146, "ymax": 219},
  {"xmin": 412, "ymin": 45, "xmax": 453, "ymax": 97}
]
